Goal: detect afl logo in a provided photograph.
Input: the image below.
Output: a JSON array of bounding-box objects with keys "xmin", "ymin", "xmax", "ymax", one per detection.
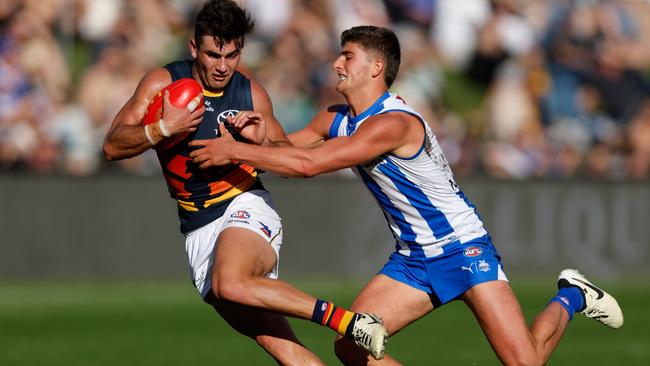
[
  {"xmin": 218, "ymin": 109, "xmax": 239, "ymax": 124},
  {"xmin": 463, "ymin": 246, "xmax": 483, "ymax": 257},
  {"xmin": 230, "ymin": 210, "xmax": 250, "ymax": 219}
]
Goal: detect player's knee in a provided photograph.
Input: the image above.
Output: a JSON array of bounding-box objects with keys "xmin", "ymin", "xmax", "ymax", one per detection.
[{"xmin": 210, "ymin": 275, "xmax": 250, "ymax": 304}]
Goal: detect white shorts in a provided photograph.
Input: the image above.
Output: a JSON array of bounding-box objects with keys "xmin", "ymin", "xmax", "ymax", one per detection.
[{"xmin": 183, "ymin": 190, "xmax": 283, "ymax": 298}]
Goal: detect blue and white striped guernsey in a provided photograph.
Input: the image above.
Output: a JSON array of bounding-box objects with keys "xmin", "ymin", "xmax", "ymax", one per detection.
[{"xmin": 329, "ymin": 92, "xmax": 489, "ymax": 258}]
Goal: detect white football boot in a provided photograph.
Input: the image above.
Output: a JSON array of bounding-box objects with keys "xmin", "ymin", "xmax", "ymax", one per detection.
[
  {"xmin": 351, "ymin": 313, "xmax": 388, "ymax": 360},
  {"xmin": 558, "ymin": 269, "xmax": 624, "ymax": 328}
]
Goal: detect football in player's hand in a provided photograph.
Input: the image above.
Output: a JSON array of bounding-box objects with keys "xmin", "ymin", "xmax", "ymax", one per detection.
[{"xmin": 143, "ymin": 78, "xmax": 204, "ymax": 150}]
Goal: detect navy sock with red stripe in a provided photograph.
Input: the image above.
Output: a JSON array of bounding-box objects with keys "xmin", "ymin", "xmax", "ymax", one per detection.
[{"xmin": 311, "ymin": 299, "xmax": 357, "ymax": 337}]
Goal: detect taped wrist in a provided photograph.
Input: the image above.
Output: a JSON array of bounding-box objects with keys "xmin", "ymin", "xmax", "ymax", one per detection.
[
  {"xmin": 144, "ymin": 123, "xmax": 164, "ymax": 146},
  {"xmin": 158, "ymin": 118, "xmax": 171, "ymax": 137}
]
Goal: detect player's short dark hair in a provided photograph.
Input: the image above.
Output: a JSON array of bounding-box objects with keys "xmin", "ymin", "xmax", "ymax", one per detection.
[
  {"xmin": 194, "ymin": 0, "xmax": 254, "ymax": 50},
  {"xmin": 341, "ymin": 25, "xmax": 401, "ymax": 88}
]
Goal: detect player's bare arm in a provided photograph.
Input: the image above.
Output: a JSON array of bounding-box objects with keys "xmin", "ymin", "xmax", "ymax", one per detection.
[
  {"xmin": 103, "ymin": 68, "xmax": 204, "ymax": 160},
  {"xmin": 288, "ymin": 105, "xmax": 345, "ymax": 148},
  {"xmin": 189, "ymin": 111, "xmax": 424, "ymax": 177},
  {"xmin": 226, "ymin": 79, "xmax": 290, "ymax": 146}
]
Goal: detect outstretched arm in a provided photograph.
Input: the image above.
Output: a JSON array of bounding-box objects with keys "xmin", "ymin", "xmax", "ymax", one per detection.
[
  {"xmin": 287, "ymin": 105, "xmax": 345, "ymax": 148},
  {"xmin": 189, "ymin": 111, "xmax": 423, "ymax": 178}
]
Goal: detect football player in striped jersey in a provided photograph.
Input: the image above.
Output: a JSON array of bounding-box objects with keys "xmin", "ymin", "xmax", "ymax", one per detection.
[{"xmin": 190, "ymin": 25, "xmax": 623, "ymax": 365}]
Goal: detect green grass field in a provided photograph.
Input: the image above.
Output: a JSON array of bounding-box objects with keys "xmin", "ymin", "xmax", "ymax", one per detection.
[{"xmin": 1, "ymin": 278, "xmax": 648, "ymax": 365}]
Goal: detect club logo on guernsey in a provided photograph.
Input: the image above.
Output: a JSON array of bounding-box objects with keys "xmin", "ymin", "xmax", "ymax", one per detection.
[
  {"xmin": 218, "ymin": 110, "xmax": 239, "ymax": 124},
  {"xmin": 258, "ymin": 221, "xmax": 272, "ymax": 238},
  {"xmin": 231, "ymin": 210, "xmax": 250, "ymax": 219},
  {"xmin": 463, "ymin": 246, "xmax": 483, "ymax": 257},
  {"xmin": 216, "ymin": 110, "xmax": 239, "ymax": 135},
  {"xmin": 478, "ymin": 259, "xmax": 491, "ymax": 272}
]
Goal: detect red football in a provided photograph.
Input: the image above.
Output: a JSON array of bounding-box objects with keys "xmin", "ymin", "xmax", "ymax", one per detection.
[{"xmin": 143, "ymin": 78, "xmax": 204, "ymax": 150}]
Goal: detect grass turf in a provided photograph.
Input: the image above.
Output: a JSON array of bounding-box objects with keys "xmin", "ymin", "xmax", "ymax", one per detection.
[{"xmin": 0, "ymin": 278, "xmax": 647, "ymax": 365}]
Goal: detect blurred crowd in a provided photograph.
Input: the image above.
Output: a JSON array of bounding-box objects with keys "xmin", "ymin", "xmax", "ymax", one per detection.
[{"xmin": 2, "ymin": 0, "xmax": 650, "ymax": 179}]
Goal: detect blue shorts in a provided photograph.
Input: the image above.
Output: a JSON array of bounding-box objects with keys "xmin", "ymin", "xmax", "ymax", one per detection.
[{"xmin": 378, "ymin": 238, "xmax": 507, "ymax": 306}]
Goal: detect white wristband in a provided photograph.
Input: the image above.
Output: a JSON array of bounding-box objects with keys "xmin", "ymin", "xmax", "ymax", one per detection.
[
  {"xmin": 158, "ymin": 118, "xmax": 171, "ymax": 137},
  {"xmin": 187, "ymin": 99, "xmax": 199, "ymax": 112},
  {"xmin": 144, "ymin": 124, "xmax": 156, "ymax": 146}
]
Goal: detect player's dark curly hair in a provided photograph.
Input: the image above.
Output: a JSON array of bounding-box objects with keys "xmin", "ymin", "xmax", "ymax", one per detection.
[
  {"xmin": 194, "ymin": 0, "xmax": 254, "ymax": 49},
  {"xmin": 341, "ymin": 26, "xmax": 401, "ymax": 88}
]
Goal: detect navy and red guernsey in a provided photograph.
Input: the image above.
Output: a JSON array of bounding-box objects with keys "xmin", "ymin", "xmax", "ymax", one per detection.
[{"xmin": 158, "ymin": 59, "xmax": 265, "ymax": 233}]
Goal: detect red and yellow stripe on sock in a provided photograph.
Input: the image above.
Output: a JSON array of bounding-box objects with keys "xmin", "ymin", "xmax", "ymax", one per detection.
[
  {"xmin": 327, "ymin": 307, "xmax": 355, "ymax": 335},
  {"xmin": 312, "ymin": 299, "xmax": 356, "ymax": 336}
]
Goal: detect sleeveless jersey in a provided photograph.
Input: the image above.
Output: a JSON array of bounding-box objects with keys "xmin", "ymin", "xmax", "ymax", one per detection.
[
  {"xmin": 159, "ymin": 60, "xmax": 264, "ymax": 233},
  {"xmin": 328, "ymin": 92, "xmax": 489, "ymax": 258}
]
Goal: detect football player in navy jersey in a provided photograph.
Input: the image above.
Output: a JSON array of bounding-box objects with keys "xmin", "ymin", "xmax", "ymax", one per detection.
[
  {"xmin": 190, "ymin": 25, "xmax": 623, "ymax": 365},
  {"xmin": 103, "ymin": 1, "xmax": 387, "ymax": 364}
]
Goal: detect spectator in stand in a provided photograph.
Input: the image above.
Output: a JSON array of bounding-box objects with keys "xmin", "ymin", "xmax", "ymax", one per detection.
[
  {"xmin": 382, "ymin": 0, "xmax": 436, "ymax": 31},
  {"xmin": 2, "ymin": 0, "xmax": 650, "ymax": 179},
  {"xmin": 626, "ymin": 100, "xmax": 650, "ymax": 178},
  {"xmin": 0, "ymin": 6, "xmax": 64, "ymax": 172}
]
